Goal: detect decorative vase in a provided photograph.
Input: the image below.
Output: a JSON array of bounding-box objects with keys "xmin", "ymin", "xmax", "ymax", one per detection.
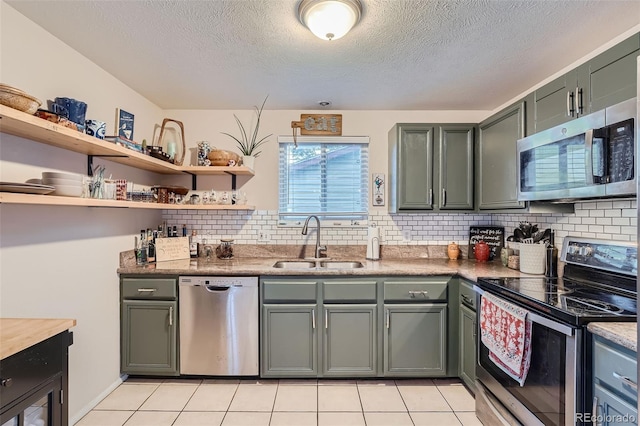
[
  {"xmin": 447, "ymin": 242, "xmax": 460, "ymax": 260},
  {"xmin": 242, "ymin": 155, "xmax": 255, "ymax": 169},
  {"xmin": 474, "ymin": 240, "xmax": 490, "ymax": 262}
]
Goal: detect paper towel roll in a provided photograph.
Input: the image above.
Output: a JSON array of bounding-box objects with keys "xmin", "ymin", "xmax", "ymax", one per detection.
[{"xmin": 366, "ymin": 226, "xmax": 380, "ymax": 260}]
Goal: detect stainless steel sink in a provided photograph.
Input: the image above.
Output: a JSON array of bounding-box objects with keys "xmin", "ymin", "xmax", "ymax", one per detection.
[
  {"xmin": 272, "ymin": 261, "xmax": 316, "ymax": 269},
  {"xmin": 272, "ymin": 260, "xmax": 364, "ymax": 269},
  {"xmin": 319, "ymin": 261, "xmax": 364, "ymax": 269}
]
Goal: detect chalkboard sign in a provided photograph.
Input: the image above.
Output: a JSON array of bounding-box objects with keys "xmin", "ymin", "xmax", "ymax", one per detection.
[{"xmin": 468, "ymin": 226, "xmax": 505, "ymax": 260}]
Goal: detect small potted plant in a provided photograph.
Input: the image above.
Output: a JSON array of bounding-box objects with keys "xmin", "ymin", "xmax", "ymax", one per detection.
[{"xmin": 221, "ymin": 96, "xmax": 271, "ymax": 169}]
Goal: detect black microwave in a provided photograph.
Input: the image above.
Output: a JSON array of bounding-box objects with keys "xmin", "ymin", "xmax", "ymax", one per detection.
[{"xmin": 517, "ymin": 98, "xmax": 636, "ymax": 202}]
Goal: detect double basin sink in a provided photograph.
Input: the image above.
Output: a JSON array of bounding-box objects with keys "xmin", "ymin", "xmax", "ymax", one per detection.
[{"xmin": 273, "ymin": 260, "xmax": 364, "ymax": 269}]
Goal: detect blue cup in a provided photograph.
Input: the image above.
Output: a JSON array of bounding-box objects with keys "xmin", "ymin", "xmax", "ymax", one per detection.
[
  {"xmin": 54, "ymin": 97, "xmax": 87, "ymax": 126},
  {"xmin": 85, "ymin": 119, "xmax": 106, "ymax": 139}
]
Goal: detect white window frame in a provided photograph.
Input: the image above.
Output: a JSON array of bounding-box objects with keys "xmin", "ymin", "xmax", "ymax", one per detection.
[{"xmin": 278, "ymin": 135, "xmax": 369, "ymax": 228}]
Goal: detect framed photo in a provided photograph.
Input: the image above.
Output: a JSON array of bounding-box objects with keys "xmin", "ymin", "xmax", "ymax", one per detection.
[{"xmin": 115, "ymin": 108, "xmax": 135, "ymax": 141}]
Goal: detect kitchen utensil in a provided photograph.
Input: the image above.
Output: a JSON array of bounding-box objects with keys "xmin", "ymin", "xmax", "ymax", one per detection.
[
  {"xmin": 85, "ymin": 119, "xmax": 106, "ymax": 139},
  {"xmin": 51, "ymin": 184, "xmax": 83, "ymax": 197},
  {"xmin": 0, "ymin": 84, "xmax": 41, "ymax": 114},
  {"xmin": 0, "ymin": 182, "xmax": 55, "ymax": 195},
  {"xmin": 41, "ymin": 171, "xmax": 84, "ymax": 182}
]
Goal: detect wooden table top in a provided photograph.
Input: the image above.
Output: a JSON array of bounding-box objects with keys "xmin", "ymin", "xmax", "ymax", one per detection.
[{"xmin": 0, "ymin": 318, "xmax": 76, "ymax": 359}]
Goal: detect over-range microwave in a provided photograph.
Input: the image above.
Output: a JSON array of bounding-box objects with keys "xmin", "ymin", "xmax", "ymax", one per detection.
[{"xmin": 517, "ymin": 97, "xmax": 636, "ymax": 202}]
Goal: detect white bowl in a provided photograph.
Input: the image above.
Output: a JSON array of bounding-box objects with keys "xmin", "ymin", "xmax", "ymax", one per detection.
[
  {"xmin": 52, "ymin": 184, "xmax": 83, "ymax": 197},
  {"xmin": 42, "ymin": 177, "xmax": 84, "ymax": 186},
  {"xmin": 42, "ymin": 172, "xmax": 84, "ymax": 182}
]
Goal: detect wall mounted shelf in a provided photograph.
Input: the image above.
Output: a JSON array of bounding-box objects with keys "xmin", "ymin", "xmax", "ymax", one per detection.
[{"xmin": 0, "ymin": 193, "xmax": 255, "ymax": 210}]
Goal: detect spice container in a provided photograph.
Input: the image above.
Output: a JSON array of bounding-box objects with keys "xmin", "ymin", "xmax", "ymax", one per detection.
[{"xmin": 216, "ymin": 239, "xmax": 234, "ymax": 259}]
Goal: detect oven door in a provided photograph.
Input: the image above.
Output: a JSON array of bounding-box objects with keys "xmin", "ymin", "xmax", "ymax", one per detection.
[{"xmin": 475, "ymin": 288, "xmax": 580, "ymax": 426}]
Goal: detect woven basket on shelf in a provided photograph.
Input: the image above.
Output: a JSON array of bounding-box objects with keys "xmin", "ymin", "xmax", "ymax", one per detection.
[{"xmin": 208, "ymin": 149, "xmax": 241, "ymax": 166}]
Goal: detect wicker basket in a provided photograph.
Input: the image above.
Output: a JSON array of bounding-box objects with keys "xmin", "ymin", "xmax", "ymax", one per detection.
[
  {"xmin": 0, "ymin": 84, "xmax": 41, "ymax": 114},
  {"xmin": 208, "ymin": 149, "xmax": 241, "ymax": 166}
]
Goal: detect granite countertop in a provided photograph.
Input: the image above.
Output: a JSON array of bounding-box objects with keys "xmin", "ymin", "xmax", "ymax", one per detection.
[
  {"xmin": 0, "ymin": 318, "xmax": 76, "ymax": 360},
  {"xmin": 118, "ymin": 257, "xmax": 531, "ymax": 282},
  {"xmin": 587, "ymin": 322, "xmax": 637, "ymax": 352}
]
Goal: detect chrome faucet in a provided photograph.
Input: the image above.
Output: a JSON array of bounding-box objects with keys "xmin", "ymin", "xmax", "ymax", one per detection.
[{"xmin": 301, "ymin": 215, "xmax": 327, "ymax": 259}]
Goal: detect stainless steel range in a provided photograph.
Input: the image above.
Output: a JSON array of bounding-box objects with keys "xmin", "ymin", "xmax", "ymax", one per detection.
[{"xmin": 475, "ymin": 237, "xmax": 637, "ymax": 426}]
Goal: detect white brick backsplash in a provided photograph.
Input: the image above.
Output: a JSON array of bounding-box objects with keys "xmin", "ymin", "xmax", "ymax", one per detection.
[{"xmin": 162, "ymin": 199, "xmax": 637, "ymax": 246}]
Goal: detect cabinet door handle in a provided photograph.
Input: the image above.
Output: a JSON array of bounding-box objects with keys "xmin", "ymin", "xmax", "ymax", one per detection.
[
  {"xmin": 137, "ymin": 288, "xmax": 157, "ymax": 293},
  {"xmin": 325, "ymin": 310, "xmax": 328, "ymax": 329},
  {"xmin": 461, "ymin": 295, "xmax": 473, "ymax": 305},
  {"xmin": 428, "ymin": 188, "xmax": 433, "ymax": 206},
  {"xmin": 168, "ymin": 306, "xmax": 173, "ymax": 326},
  {"xmin": 612, "ymin": 371, "xmax": 638, "ymax": 390},
  {"xmin": 385, "ymin": 310, "xmax": 390, "ymax": 329},
  {"xmin": 576, "ymin": 87, "xmax": 583, "ymax": 115},
  {"xmin": 311, "ymin": 309, "xmax": 316, "ymax": 329},
  {"xmin": 472, "ymin": 321, "xmax": 477, "ymax": 338},
  {"xmin": 567, "ymin": 90, "xmax": 575, "ymax": 117},
  {"xmin": 409, "ymin": 290, "xmax": 428, "ymax": 298},
  {"xmin": 442, "ymin": 188, "xmax": 446, "ymax": 206}
]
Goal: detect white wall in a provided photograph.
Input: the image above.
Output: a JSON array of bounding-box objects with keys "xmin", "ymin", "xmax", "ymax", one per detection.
[{"xmin": 0, "ymin": 3, "xmax": 164, "ymax": 422}]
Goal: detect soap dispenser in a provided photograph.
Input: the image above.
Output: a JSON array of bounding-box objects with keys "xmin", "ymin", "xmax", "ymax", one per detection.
[{"xmin": 366, "ymin": 223, "xmax": 380, "ymax": 260}]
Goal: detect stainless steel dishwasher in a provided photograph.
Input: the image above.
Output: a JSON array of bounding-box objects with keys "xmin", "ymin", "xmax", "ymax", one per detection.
[{"xmin": 179, "ymin": 276, "xmax": 259, "ymax": 376}]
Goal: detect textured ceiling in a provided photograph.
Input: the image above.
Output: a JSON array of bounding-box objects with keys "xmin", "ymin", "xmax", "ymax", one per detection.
[{"xmin": 7, "ymin": 0, "xmax": 640, "ymax": 111}]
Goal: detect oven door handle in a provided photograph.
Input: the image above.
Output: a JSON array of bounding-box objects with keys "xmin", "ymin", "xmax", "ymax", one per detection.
[{"xmin": 474, "ymin": 286, "xmax": 575, "ymax": 337}]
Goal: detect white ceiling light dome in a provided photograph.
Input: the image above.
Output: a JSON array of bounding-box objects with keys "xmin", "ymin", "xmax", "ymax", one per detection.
[{"xmin": 298, "ymin": 0, "xmax": 363, "ymax": 41}]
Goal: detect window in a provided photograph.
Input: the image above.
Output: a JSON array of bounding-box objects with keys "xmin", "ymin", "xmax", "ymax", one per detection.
[{"xmin": 278, "ymin": 136, "xmax": 369, "ymax": 225}]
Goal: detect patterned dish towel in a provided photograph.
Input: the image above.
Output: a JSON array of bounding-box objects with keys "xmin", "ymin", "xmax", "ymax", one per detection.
[{"xmin": 480, "ymin": 292, "xmax": 532, "ymax": 386}]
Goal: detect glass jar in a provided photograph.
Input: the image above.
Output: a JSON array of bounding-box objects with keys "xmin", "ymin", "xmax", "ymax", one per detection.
[{"xmin": 216, "ymin": 239, "xmax": 234, "ymax": 259}]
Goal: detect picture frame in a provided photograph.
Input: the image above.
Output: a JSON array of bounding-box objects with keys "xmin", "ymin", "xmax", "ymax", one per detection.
[{"xmin": 115, "ymin": 108, "xmax": 135, "ymax": 141}]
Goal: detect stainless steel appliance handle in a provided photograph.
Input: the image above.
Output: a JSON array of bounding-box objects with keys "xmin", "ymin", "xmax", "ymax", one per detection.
[
  {"xmin": 584, "ymin": 128, "xmax": 595, "ymax": 185},
  {"xmin": 169, "ymin": 306, "xmax": 173, "ymax": 326},
  {"xmin": 442, "ymin": 188, "xmax": 446, "ymax": 206},
  {"xmin": 576, "ymin": 87, "xmax": 583, "ymax": 115},
  {"xmin": 311, "ymin": 309, "xmax": 316, "ymax": 329},
  {"xmin": 205, "ymin": 285, "xmax": 231, "ymax": 292},
  {"xmin": 592, "ymin": 396, "xmax": 600, "ymax": 426},
  {"xmin": 474, "ymin": 286, "xmax": 574, "ymax": 336},
  {"xmin": 612, "ymin": 371, "xmax": 638, "ymax": 390}
]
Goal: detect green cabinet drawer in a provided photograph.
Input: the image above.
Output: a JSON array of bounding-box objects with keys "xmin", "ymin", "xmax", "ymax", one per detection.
[
  {"xmin": 594, "ymin": 336, "xmax": 638, "ymax": 404},
  {"xmin": 121, "ymin": 277, "xmax": 177, "ymax": 300},
  {"xmin": 384, "ymin": 279, "xmax": 448, "ymax": 302},
  {"xmin": 263, "ymin": 279, "xmax": 318, "ymax": 302},
  {"xmin": 323, "ymin": 280, "xmax": 377, "ymax": 302}
]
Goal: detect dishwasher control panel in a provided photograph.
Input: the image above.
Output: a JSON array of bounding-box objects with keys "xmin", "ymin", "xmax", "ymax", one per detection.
[{"xmin": 179, "ymin": 276, "xmax": 258, "ymax": 287}]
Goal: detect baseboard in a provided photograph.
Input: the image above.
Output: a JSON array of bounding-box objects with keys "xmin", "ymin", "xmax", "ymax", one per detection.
[{"xmin": 70, "ymin": 374, "xmax": 127, "ymax": 425}]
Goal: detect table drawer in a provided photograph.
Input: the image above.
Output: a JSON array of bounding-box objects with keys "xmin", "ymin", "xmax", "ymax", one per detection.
[
  {"xmin": 323, "ymin": 280, "xmax": 377, "ymax": 302},
  {"xmin": 593, "ymin": 336, "xmax": 638, "ymax": 403},
  {"xmin": 263, "ymin": 280, "xmax": 317, "ymax": 302},
  {"xmin": 122, "ymin": 278, "xmax": 177, "ymax": 300},
  {"xmin": 384, "ymin": 279, "xmax": 448, "ymax": 302}
]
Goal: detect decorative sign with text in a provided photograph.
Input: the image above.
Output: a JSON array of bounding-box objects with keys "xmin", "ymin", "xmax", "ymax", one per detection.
[
  {"xmin": 155, "ymin": 237, "xmax": 189, "ymax": 262},
  {"xmin": 468, "ymin": 226, "xmax": 505, "ymax": 261}
]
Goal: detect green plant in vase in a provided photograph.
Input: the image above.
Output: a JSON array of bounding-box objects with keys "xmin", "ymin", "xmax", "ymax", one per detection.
[{"xmin": 221, "ymin": 96, "xmax": 271, "ymax": 169}]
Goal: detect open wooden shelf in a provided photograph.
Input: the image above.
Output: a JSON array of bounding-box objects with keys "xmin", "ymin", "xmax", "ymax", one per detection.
[
  {"xmin": 0, "ymin": 193, "xmax": 255, "ymax": 210},
  {"xmin": 0, "ymin": 105, "xmax": 254, "ymax": 177}
]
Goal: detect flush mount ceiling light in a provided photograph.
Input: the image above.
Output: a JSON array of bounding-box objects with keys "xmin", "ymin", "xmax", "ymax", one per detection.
[{"xmin": 298, "ymin": 0, "xmax": 363, "ymax": 41}]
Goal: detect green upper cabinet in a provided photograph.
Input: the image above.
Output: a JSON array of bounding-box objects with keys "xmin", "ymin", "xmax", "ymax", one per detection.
[
  {"xmin": 389, "ymin": 123, "xmax": 475, "ymax": 213},
  {"xmin": 535, "ymin": 33, "xmax": 639, "ymax": 133},
  {"xmin": 389, "ymin": 124, "xmax": 435, "ymax": 211},
  {"xmin": 478, "ymin": 101, "xmax": 527, "ymax": 210},
  {"xmin": 437, "ymin": 125, "xmax": 475, "ymax": 210}
]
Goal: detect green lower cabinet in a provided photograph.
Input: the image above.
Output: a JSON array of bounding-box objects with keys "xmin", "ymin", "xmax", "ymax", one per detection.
[
  {"xmin": 261, "ymin": 304, "xmax": 318, "ymax": 377},
  {"xmin": 383, "ymin": 304, "xmax": 447, "ymax": 377},
  {"xmin": 459, "ymin": 304, "xmax": 476, "ymax": 392},
  {"xmin": 593, "ymin": 384, "xmax": 638, "ymax": 426},
  {"xmin": 323, "ymin": 305, "xmax": 377, "ymax": 377},
  {"xmin": 121, "ymin": 300, "xmax": 178, "ymax": 375}
]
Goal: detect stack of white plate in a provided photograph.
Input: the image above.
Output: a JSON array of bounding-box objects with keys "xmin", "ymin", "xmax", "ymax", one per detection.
[{"xmin": 42, "ymin": 172, "xmax": 84, "ymax": 197}]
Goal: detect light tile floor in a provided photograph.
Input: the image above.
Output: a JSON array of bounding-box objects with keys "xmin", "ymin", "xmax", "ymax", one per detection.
[{"xmin": 76, "ymin": 378, "xmax": 481, "ymax": 426}]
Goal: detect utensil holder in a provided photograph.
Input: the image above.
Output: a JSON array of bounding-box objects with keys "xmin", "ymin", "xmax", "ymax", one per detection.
[{"xmin": 519, "ymin": 243, "xmax": 546, "ymax": 274}]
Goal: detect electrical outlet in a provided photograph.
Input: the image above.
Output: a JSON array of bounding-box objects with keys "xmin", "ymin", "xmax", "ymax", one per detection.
[
  {"xmin": 258, "ymin": 232, "xmax": 271, "ymax": 242},
  {"xmin": 402, "ymin": 230, "xmax": 412, "ymax": 240}
]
